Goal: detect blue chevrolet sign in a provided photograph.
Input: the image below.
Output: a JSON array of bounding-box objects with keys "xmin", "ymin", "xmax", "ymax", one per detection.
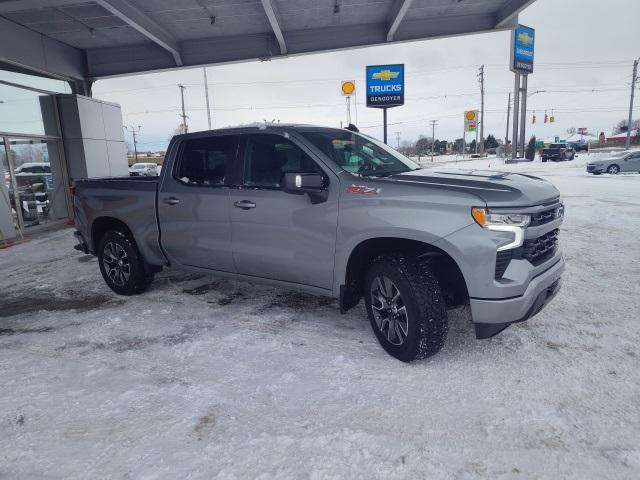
[
  {"xmin": 366, "ymin": 64, "xmax": 404, "ymax": 108},
  {"xmin": 511, "ymin": 25, "xmax": 535, "ymax": 74}
]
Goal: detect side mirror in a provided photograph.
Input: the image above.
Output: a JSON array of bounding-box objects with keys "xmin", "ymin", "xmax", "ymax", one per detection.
[{"xmin": 281, "ymin": 172, "xmax": 328, "ymax": 204}]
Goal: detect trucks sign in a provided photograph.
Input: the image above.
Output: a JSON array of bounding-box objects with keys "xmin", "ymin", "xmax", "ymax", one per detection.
[
  {"xmin": 366, "ymin": 64, "xmax": 404, "ymax": 108},
  {"xmin": 510, "ymin": 24, "xmax": 535, "ymax": 74}
]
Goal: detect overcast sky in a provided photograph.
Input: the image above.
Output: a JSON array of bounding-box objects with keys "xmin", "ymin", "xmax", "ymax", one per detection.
[{"xmin": 84, "ymin": 0, "xmax": 640, "ymax": 151}]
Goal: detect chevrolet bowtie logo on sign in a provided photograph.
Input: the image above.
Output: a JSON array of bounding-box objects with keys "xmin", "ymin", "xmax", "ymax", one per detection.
[
  {"xmin": 372, "ymin": 69, "xmax": 400, "ymax": 81},
  {"xmin": 366, "ymin": 64, "xmax": 404, "ymax": 108},
  {"xmin": 517, "ymin": 31, "xmax": 534, "ymax": 46}
]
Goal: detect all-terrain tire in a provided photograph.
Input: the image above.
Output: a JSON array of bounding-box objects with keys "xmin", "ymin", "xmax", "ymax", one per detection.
[
  {"xmin": 97, "ymin": 230, "xmax": 154, "ymax": 295},
  {"xmin": 364, "ymin": 253, "xmax": 448, "ymax": 362}
]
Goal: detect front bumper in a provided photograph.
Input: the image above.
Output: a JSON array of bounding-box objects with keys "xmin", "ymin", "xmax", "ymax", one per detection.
[
  {"xmin": 586, "ymin": 165, "xmax": 604, "ymax": 174},
  {"xmin": 471, "ymin": 255, "xmax": 564, "ymax": 337}
]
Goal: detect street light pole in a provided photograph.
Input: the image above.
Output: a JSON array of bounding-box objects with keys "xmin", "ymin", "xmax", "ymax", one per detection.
[
  {"xmin": 478, "ymin": 65, "xmax": 485, "ymax": 156},
  {"xmin": 430, "ymin": 120, "xmax": 438, "ymax": 161}
]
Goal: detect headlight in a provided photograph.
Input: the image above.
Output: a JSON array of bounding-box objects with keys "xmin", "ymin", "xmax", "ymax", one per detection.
[{"xmin": 471, "ymin": 207, "xmax": 530, "ymax": 251}]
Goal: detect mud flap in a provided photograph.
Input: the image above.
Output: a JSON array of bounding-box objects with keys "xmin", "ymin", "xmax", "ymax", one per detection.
[{"xmin": 475, "ymin": 322, "xmax": 511, "ymax": 339}]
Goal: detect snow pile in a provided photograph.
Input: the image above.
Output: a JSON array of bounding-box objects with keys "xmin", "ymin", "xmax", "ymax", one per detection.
[{"xmin": 0, "ymin": 165, "xmax": 639, "ymax": 479}]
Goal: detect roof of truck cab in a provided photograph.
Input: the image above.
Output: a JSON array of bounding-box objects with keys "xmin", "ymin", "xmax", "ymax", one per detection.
[{"xmin": 174, "ymin": 124, "xmax": 347, "ymax": 138}]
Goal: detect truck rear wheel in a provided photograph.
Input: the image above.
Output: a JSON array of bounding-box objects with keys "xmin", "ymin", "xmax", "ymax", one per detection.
[
  {"xmin": 97, "ymin": 230, "xmax": 154, "ymax": 295},
  {"xmin": 364, "ymin": 254, "xmax": 448, "ymax": 362}
]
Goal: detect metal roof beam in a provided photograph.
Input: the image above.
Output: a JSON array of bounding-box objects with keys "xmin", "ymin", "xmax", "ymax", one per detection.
[
  {"xmin": 386, "ymin": 0, "xmax": 415, "ymax": 42},
  {"xmin": 495, "ymin": 0, "xmax": 536, "ymax": 28},
  {"xmin": 87, "ymin": 13, "xmax": 508, "ymax": 78},
  {"xmin": 0, "ymin": 0, "xmax": 82, "ymax": 13},
  {"xmin": 95, "ymin": 0, "xmax": 183, "ymax": 66},
  {"xmin": 260, "ymin": 0, "xmax": 287, "ymax": 55}
]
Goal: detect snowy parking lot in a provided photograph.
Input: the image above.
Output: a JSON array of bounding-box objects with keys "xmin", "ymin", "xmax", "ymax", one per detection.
[{"xmin": 1, "ymin": 154, "xmax": 639, "ymax": 479}]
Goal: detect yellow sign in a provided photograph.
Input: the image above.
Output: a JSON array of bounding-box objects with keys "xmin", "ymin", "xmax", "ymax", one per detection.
[
  {"xmin": 372, "ymin": 70, "xmax": 399, "ymax": 81},
  {"xmin": 518, "ymin": 31, "xmax": 534, "ymax": 45},
  {"xmin": 465, "ymin": 110, "xmax": 477, "ymax": 121},
  {"xmin": 341, "ymin": 80, "xmax": 356, "ymax": 96}
]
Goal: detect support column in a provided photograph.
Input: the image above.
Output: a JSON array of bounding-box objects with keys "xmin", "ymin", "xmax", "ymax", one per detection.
[
  {"xmin": 519, "ymin": 74, "xmax": 528, "ymax": 158},
  {"xmin": 69, "ymin": 80, "xmax": 94, "ymax": 97},
  {"xmin": 511, "ymin": 73, "xmax": 520, "ymax": 159}
]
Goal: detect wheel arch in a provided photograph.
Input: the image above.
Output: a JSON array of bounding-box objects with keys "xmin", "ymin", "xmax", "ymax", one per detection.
[
  {"xmin": 338, "ymin": 236, "xmax": 469, "ymax": 312},
  {"xmin": 91, "ymin": 216, "xmax": 135, "ymax": 252}
]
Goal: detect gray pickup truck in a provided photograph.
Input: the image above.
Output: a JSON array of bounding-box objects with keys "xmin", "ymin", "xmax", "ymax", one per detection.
[{"xmin": 73, "ymin": 125, "xmax": 565, "ymax": 362}]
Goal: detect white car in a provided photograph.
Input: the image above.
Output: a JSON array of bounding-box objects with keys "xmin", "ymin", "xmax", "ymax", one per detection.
[{"xmin": 128, "ymin": 163, "xmax": 158, "ymax": 176}]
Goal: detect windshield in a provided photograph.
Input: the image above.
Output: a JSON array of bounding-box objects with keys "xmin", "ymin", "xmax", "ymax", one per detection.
[
  {"xmin": 301, "ymin": 129, "xmax": 420, "ymax": 177},
  {"xmin": 131, "ymin": 164, "xmax": 146, "ymax": 169}
]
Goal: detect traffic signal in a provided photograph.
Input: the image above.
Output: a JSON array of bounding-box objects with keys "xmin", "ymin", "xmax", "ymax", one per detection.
[
  {"xmin": 550, "ymin": 115, "xmax": 555, "ymax": 123},
  {"xmin": 532, "ymin": 113, "xmax": 536, "ymax": 124},
  {"xmin": 544, "ymin": 113, "xmax": 548, "ymax": 123}
]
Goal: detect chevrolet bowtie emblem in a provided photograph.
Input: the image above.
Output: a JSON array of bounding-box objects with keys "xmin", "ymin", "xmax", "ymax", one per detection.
[
  {"xmin": 372, "ymin": 69, "xmax": 399, "ymax": 81},
  {"xmin": 518, "ymin": 31, "xmax": 534, "ymax": 45}
]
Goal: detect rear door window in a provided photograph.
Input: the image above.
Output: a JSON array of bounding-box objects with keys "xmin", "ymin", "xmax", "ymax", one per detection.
[{"xmin": 175, "ymin": 136, "xmax": 238, "ymax": 186}]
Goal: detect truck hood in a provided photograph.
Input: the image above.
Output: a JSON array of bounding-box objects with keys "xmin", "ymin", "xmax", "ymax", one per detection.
[{"xmin": 388, "ymin": 169, "xmax": 560, "ymax": 206}]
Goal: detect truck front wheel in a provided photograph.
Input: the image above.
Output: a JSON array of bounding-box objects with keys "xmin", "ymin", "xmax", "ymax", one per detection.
[
  {"xmin": 97, "ymin": 230, "xmax": 154, "ymax": 295},
  {"xmin": 364, "ymin": 254, "xmax": 448, "ymax": 362}
]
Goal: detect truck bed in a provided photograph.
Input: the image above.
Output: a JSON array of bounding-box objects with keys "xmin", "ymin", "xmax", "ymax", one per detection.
[{"xmin": 73, "ymin": 176, "xmax": 164, "ymax": 265}]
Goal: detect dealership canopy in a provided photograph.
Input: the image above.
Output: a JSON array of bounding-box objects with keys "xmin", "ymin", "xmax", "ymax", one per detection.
[{"xmin": 0, "ymin": 0, "xmax": 536, "ymax": 84}]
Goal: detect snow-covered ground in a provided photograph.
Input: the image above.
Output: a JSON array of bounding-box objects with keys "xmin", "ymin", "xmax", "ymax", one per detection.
[{"xmin": 1, "ymin": 154, "xmax": 639, "ymax": 479}]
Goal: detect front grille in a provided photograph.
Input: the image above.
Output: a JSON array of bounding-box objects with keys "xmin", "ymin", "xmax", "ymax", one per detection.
[
  {"xmin": 495, "ymin": 250, "xmax": 512, "ymax": 279},
  {"xmin": 529, "ymin": 207, "xmax": 559, "ymax": 227},
  {"xmin": 587, "ymin": 164, "xmax": 597, "ymax": 172},
  {"xmin": 521, "ymin": 229, "xmax": 559, "ymax": 266}
]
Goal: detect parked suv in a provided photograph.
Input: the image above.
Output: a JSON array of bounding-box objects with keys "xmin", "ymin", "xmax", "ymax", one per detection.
[{"xmin": 73, "ymin": 125, "xmax": 565, "ymax": 362}]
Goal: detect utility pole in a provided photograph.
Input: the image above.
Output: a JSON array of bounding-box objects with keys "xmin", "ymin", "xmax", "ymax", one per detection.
[
  {"xmin": 626, "ymin": 59, "xmax": 639, "ymax": 150},
  {"xmin": 505, "ymin": 92, "xmax": 511, "ymax": 153},
  {"xmin": 124, "ymin": 125, "xmax": 142, "ymax": 160},
  {"xmin": 394, "ymin": 131, "xmax": 400, "ymax": 149},
  {"xmin": 178, "ymin": 84, "xmax": 189, "ymax": 134},
  {"xmin": 203, "ymin": 68, "xmax": 212, "ymax": 130},
  {"xmin": 478, "ymin": 64, "xmax": 485, "ymax": 156},
  {"xmin": 430, "ymin": 120, "xmax": 438, "ymax": 161}
]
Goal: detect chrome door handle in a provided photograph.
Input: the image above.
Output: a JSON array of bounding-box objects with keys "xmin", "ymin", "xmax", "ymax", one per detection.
[
  {"xmin": 163, "ymin": 197, "xmax": 180, "ymax": 205},
  {"xmin": 234, "ymin": 200, "xmax": 256, "ymax": 210}
]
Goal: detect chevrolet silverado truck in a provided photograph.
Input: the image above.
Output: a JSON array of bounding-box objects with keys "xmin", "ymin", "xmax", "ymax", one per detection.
[
  {"xmin": 541, "ymin": 143, "xmax": 575, "ymax": 162},
  {"xmin": 73, "ymin": 125, "xmax": 565, "ymax": 362}
]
